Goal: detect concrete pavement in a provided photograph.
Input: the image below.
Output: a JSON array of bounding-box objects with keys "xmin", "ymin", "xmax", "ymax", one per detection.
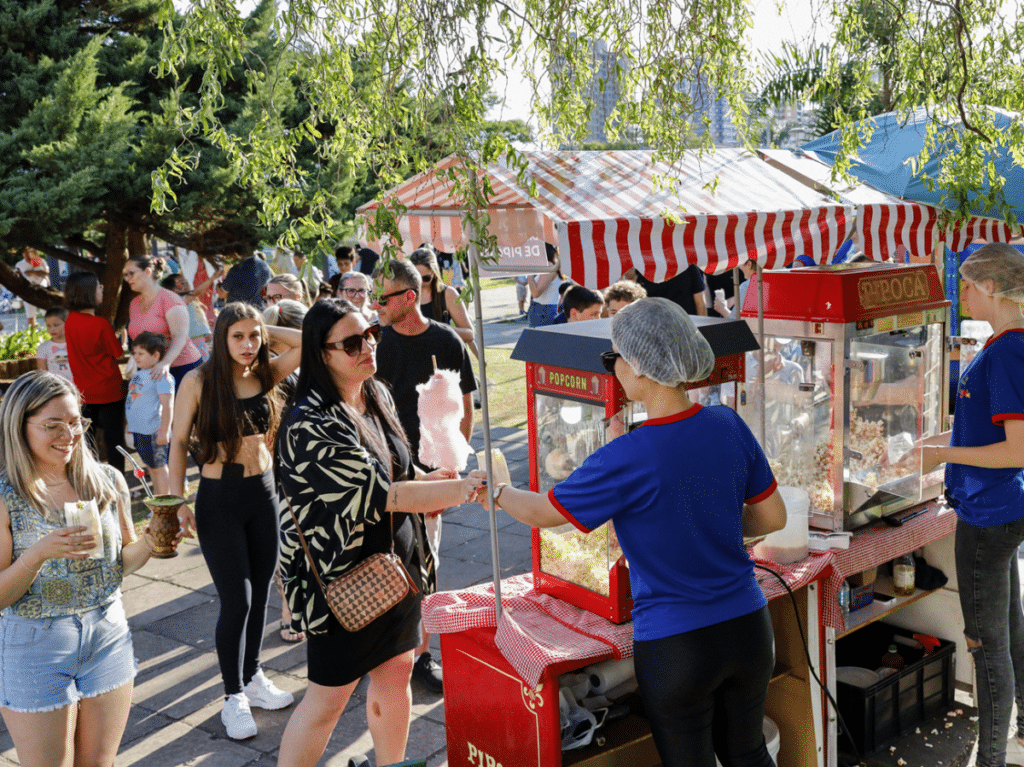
[{"xmin": 0, "ymin": 282, "xmax": 532, "ymax": 767}]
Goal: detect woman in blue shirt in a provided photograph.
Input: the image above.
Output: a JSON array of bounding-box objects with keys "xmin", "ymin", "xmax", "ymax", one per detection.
[
  {"xmin": 922, "ymin": 243, "xmax": 1024, "ymax": 767},
  {"xmin": 493, "ymin": 297, "xmax": 787, "ymax": 767}
]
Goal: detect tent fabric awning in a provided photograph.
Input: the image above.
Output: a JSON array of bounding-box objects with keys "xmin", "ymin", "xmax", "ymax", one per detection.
[
  {"xmin": 760, "ymin": 148, "xmax": 1023, "ymax": 261},
  {"xmin": 358, "ymin": 149, "xmax": 855, "ymax": 288}
]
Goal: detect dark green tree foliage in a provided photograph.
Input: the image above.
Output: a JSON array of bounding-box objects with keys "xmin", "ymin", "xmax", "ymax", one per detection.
[{"xmin": 0, "ymin": 0, "xmax": 361, "ymax": 318}]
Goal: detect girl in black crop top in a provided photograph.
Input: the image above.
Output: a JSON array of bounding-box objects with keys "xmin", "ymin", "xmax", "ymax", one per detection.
[{"xmin": 168, "ymin": 302, "xmax": 303, "ymax": 739}]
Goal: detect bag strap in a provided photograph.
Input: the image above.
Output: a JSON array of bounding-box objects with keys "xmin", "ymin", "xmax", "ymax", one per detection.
[{"xmin": 283, "ymin": 495, "xmax": 330, "ymax": 599}]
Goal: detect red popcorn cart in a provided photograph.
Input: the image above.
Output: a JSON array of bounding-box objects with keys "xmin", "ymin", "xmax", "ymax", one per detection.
[
  {"xmin": 511, "ymin": 316, "xmax": 759, "ymax": 622},
  {"xmin": 738, "ymin": 262, "xmax": 951, "ymax": 530}
]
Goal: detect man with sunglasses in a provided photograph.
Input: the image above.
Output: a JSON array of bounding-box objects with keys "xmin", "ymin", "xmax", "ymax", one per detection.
[{"xmin": 370, "ymin": 258, "xmax": 476, "ymax": 694}]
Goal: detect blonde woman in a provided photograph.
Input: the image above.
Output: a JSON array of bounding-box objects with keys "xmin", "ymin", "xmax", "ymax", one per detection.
[
  {"xmin": 265, "ymin": 274, "xmax": 311, "ymax": 307},
  {"xmin": 0, "ymin": 372, "xmax": 173, "ymax": 766}
]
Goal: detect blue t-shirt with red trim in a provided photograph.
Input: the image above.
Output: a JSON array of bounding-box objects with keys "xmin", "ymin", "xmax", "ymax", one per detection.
[
  {"xmin": 946, "ymin": 328, "xmax": 1024, "ymax": 526},
  {"xmin": 549, "ymin": 404, "xmax": 777, "ymax": 642}
]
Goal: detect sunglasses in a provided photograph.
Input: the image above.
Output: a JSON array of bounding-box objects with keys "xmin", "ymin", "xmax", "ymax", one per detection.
[
  {"xmin": 600, "ymin": 351, "xmax": 621, "ymax": 374},
  {"xmin": 373, "ymin": 287, "xmax": 412, "ymax": 307},
  {"xmin": 324, "ymin": 324, "xmax": 381, "ymax": 356}
]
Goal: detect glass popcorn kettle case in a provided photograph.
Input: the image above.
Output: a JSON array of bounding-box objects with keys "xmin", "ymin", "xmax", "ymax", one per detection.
[
  {"xmin": 738, "ymin": 263, "xmax": 951, "ymax": 531},
  {"xmin": 511, "ymin": 315, "xmax": 759, "ymax": 622}
]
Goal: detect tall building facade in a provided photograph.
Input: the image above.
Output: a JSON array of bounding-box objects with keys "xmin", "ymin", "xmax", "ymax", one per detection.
[{"xmin": 552, "ymin": 38, "xmax": 625, "ymax": 145}]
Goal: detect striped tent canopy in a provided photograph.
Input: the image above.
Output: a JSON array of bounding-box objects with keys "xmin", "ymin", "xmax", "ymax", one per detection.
[
  {"xmin": 357, "ymin": 149, "xmax": 854, "ymax": 289},
  {"xmin": 762, "ymin": 149, "xmax": 1023, "ymax": 261}
]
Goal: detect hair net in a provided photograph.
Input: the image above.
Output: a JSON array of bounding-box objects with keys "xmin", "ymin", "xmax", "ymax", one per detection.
[
  {"xmin": 960, "ymin": 243, "xmax": 1024, "ymax": 303},
  {"xmin": 611, "ymin": 297, "xmax": 715, "ymax": 386}
]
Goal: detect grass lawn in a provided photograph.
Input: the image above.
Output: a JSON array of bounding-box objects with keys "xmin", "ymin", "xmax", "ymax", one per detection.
[{"xmin": 471, "ymin": 346, "xmax": 528, "ymax": 430}]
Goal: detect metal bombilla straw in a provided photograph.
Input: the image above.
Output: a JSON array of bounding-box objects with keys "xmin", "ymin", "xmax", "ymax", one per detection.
[{"xmin": 116, "ymin": 446, "xmax": 154, "ymax": 499}]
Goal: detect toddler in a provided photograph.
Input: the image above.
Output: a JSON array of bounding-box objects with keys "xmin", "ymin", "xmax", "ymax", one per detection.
[
  {"xmin": 35, "ymin": 307, "xmax": 74, "ymax": 383},
  {"xmin": 126, "ymin": 331, "xmax": 175, "ymax": 494}
]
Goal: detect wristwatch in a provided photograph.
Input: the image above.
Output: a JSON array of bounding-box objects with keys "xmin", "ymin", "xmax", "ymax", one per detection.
[{"xmin": 492, "ymin": 483, "xmax": 508, "ymax": 504}]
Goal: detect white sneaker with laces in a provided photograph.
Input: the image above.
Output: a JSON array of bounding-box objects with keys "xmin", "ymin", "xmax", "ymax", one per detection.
[
  {"xmin": 221, "ymin": 693, "xmax": 258, "ymax": 740},
  {"xmin": 243, "ymin": 668, "xmax": 294, "ymax": 710}
]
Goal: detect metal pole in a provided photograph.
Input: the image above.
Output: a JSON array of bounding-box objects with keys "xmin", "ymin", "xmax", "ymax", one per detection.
[
  {"xmin": 756, "ymin": 263, "xmax": 766, "ymax": 448},
  {"xmin": 465, "ymin": 183, "xmax": 503, "ymax": 625}
]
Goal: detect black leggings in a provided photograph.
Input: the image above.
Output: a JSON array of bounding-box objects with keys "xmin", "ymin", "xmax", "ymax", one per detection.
[
  {"xmin": 82, "ymin": 399, "xmax": 126, "ymax": 474},
  {"xmin": 634, "ymin": 606, "xmax": 775, "ymax": 767},
  {"xmin": 195, "ymin": 466, "xmax": 280, "ymax": 695}
]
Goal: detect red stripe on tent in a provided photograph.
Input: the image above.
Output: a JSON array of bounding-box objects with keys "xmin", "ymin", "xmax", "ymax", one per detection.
[
  {"xmin": 720, "ymin": 214, "xmax": 739, "ymax": 275},
  {"xmin": 592, "ymin": 219, "xmax": 611, "ymax": 288},
  {"xmin": 615, "ymin": 218, "xmax": 631, "ymax": 278}
]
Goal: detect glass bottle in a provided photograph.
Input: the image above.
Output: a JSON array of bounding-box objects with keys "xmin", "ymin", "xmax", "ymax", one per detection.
[
  {"xmin": 879, "ymin": 643, "xmax": 906, "ymax": 673},
  {"xmin": 893, "ymin": 553, "xmax": 916, "ymax": 597}
]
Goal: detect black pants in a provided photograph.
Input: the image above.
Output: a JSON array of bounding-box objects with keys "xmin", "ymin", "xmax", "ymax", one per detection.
[
  {"xmin": 634, "ymin": 606, "xmax": 775, "ymax": 767},
  {"xmin": 195, "ymin": 466, "xmax": 280, "ymax": 695},
  {"xmin": 82, "ymin": 398, "xmax": 126, "ymax": 474}
]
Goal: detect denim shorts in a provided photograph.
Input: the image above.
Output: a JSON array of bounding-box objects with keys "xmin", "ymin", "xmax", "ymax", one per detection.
[
  {"xmin": 0, "ymin": 600, "xmax": 136, "ymax": 712},
  {"xmin": 132, "ymin": 432, "xmax": 169, "ymax": 469}
]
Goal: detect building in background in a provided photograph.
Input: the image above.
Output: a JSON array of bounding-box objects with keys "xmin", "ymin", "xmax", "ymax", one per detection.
[{"xmin": 552, "ymin": 39, "xmax": 627, "ymax": 145}]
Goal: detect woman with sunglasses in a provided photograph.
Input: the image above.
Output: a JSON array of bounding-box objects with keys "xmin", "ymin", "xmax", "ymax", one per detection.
[
  {"xmin": 168, "ymin": 302, "xmax": 302, "ymax": 740},
  {"xmin": 0, "ymin": 371, "xmax": 176, "ymax": 767},
  {"xmin": 276, "ymin": 299, "xmax": 484, "ymax": 767},
  {"xmin": 408, "ymin": 247, "xmax": 477, "ymax": 359},
  {"xmin": 492, "ymin": 298, "xmax": 787, "ymax": 767}
]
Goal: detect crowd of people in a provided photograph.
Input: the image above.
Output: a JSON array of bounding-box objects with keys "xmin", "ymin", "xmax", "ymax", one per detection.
[
  {"xmin": 0, "ymin": 243, "xmax": 489, "ymax": 767},
  {"xmin": 4, "ymin": 239, "xmax": 1023, "ymax": 767}
]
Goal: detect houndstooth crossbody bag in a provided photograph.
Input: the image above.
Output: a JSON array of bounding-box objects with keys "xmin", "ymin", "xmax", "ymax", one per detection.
[{"xmin": 287, "ymin": 499, "xmax": 419, "ymax": 632}]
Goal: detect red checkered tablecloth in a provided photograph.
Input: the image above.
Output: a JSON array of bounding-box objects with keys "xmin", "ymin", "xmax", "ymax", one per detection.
[
  {"xmin": 423, "ymin": 573, "xmax": 633, "ymax": 688},
  {"xmin": 424, "ymin": 553, "xmax": 835, "ymax": 688},
  {"xmin": 821, "ymin": 500, "xmax": 957, "ymax": 632}
]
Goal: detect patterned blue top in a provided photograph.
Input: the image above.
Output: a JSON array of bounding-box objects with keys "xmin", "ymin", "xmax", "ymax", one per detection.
[{"xmin": 1, "ymin": 467, "xmax": 123, "ymax": 618}]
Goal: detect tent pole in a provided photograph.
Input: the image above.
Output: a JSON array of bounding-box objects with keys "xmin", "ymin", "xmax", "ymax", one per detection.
[
  {"xmin": 756, "ymin": 263, "xmax": 766, "ymax": 449},
  {"xmin": 466, "ymin": 220, "xmax": 503, "ymax": 627}
]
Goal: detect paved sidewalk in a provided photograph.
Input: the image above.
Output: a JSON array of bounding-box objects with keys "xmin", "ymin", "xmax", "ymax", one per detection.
[{"xmin": 0, "ymin": 283, "xmax": 531, "ymax": 767}]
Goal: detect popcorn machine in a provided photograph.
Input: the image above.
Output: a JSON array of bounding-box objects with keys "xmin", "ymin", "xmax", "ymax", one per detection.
[
  {"xmin": 511, "ymin": 316, "xmax": 759, "ymax": 622},
  {"xmin": 738, "ymin": 263, "xmax": 951, "ymax": 531}
]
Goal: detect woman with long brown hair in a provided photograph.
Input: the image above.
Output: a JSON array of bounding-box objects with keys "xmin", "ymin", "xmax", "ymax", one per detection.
[
  {"xmin": 168, "ymin": 302, "xmax": 301, "ymax": 740},
  {"xmin": 408, "ymin": 247, "xmax": 477, "ymax": 359}
]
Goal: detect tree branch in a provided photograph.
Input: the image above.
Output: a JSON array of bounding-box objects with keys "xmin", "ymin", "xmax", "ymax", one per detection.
[{"xmin": 923, "ymin": 0, "xmax": 990, "ymax": 143}]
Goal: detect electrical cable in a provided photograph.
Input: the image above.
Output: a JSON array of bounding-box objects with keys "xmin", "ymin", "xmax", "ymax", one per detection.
[{"xmin": 753, "ymin": 562, "xmax": 863, "ymax": 766}]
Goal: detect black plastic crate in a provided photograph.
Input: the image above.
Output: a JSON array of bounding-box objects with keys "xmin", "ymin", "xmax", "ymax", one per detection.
[{"xmin": 835, "ymin": 621, "xmax": 956, "ymax": 755}]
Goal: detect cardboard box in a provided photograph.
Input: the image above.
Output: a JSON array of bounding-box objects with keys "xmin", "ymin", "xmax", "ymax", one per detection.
[{"xmin": 849, "ymin": 567, "xmax": 877, "ymax": 587}]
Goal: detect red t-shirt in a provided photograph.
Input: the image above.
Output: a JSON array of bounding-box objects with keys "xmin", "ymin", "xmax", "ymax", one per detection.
[
  {"xmin": 128, "ymin": 289, "xmax": 201, "ymax": 367},
  {"xmin": 64, "ymin": 312, "xmax": 125, "ymax": 404}
]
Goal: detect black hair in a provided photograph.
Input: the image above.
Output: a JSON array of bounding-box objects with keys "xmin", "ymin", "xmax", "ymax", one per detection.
[
  {"xmin": 64, "ymin": 272, "xmax": 100, "ymax": 311},
  {"xmin": 288, "ymin": 299, "xmax": 407, "ymax": 472},
  {"xmin": 44, "ymin": 306, "xmax": 69, "ymax": 321},
  {"xmin": 562, "ymin": 284, "xmax": 604, "ymax": 316},
  {"xmin": 132, "ymin": 331, "xmax": 168, "ymax": 359}
]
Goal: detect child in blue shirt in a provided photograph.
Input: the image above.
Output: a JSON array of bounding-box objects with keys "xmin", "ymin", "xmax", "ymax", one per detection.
[{"xmin": 126, "ymin": 332, "xmax": 175, "ymax": 495}]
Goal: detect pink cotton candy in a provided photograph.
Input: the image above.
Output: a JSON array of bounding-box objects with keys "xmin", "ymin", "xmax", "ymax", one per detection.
[{"xmin": 417, "ymin": 368, "xmax": 473, "ymax": 471}]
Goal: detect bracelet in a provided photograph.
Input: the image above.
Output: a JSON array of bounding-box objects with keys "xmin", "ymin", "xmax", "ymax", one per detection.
[{"xmin": 17, "ymin": 556, "xmax": 40, "ymax": 575}]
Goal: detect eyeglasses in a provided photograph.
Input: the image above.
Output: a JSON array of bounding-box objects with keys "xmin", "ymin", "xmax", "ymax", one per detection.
[
  {"xmin": 342, "ymin": 288, "xmax": 367, "ymax": 298},
  {"xmin": 28, "ymin": 418, "xmax": 92, "ymax": 437},
  {"xmin": 600, "ymin": 351, "xmax": 621, "ymax": 374},
  {"xmin": 373, "ymin": 287, "xmax": 413, "ymax": 307},
  {"xmin": 264, "ymin": 293, "xmax": 290, "ymax": 303},
  {"xmin": 324, "ymin": 324, "xmax": 381, "ymax": 356},
  {"xmin": 122, "ymin": 269, "xmax": 140, "ymax": 280}
]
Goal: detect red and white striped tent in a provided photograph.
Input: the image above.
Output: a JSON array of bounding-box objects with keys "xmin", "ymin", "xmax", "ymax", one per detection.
[
  {"xmin": 358, "ymin": 149, "xmax": 855, "ymax": 288},
  {"xmin": 760, "ymin": 149, "xmax": 1023, "ymax": 260}
]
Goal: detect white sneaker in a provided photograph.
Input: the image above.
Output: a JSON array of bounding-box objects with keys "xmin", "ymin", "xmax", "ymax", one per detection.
[
  {"xmin": 221, "ymin": 693, "xmax": 258, "ymax": 740},
  {"xmin": 243, "ymin": 668, "xmax": 294, "ymax": 710}
]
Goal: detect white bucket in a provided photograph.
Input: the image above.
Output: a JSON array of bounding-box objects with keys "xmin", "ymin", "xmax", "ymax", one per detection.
[
  {"xmin": 715, "ymin": 716, "xmax": 781, "ymax": 766},
  {"xmin": 753, "ymin": 486, "xmax": 810, "ymax": 564}
]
